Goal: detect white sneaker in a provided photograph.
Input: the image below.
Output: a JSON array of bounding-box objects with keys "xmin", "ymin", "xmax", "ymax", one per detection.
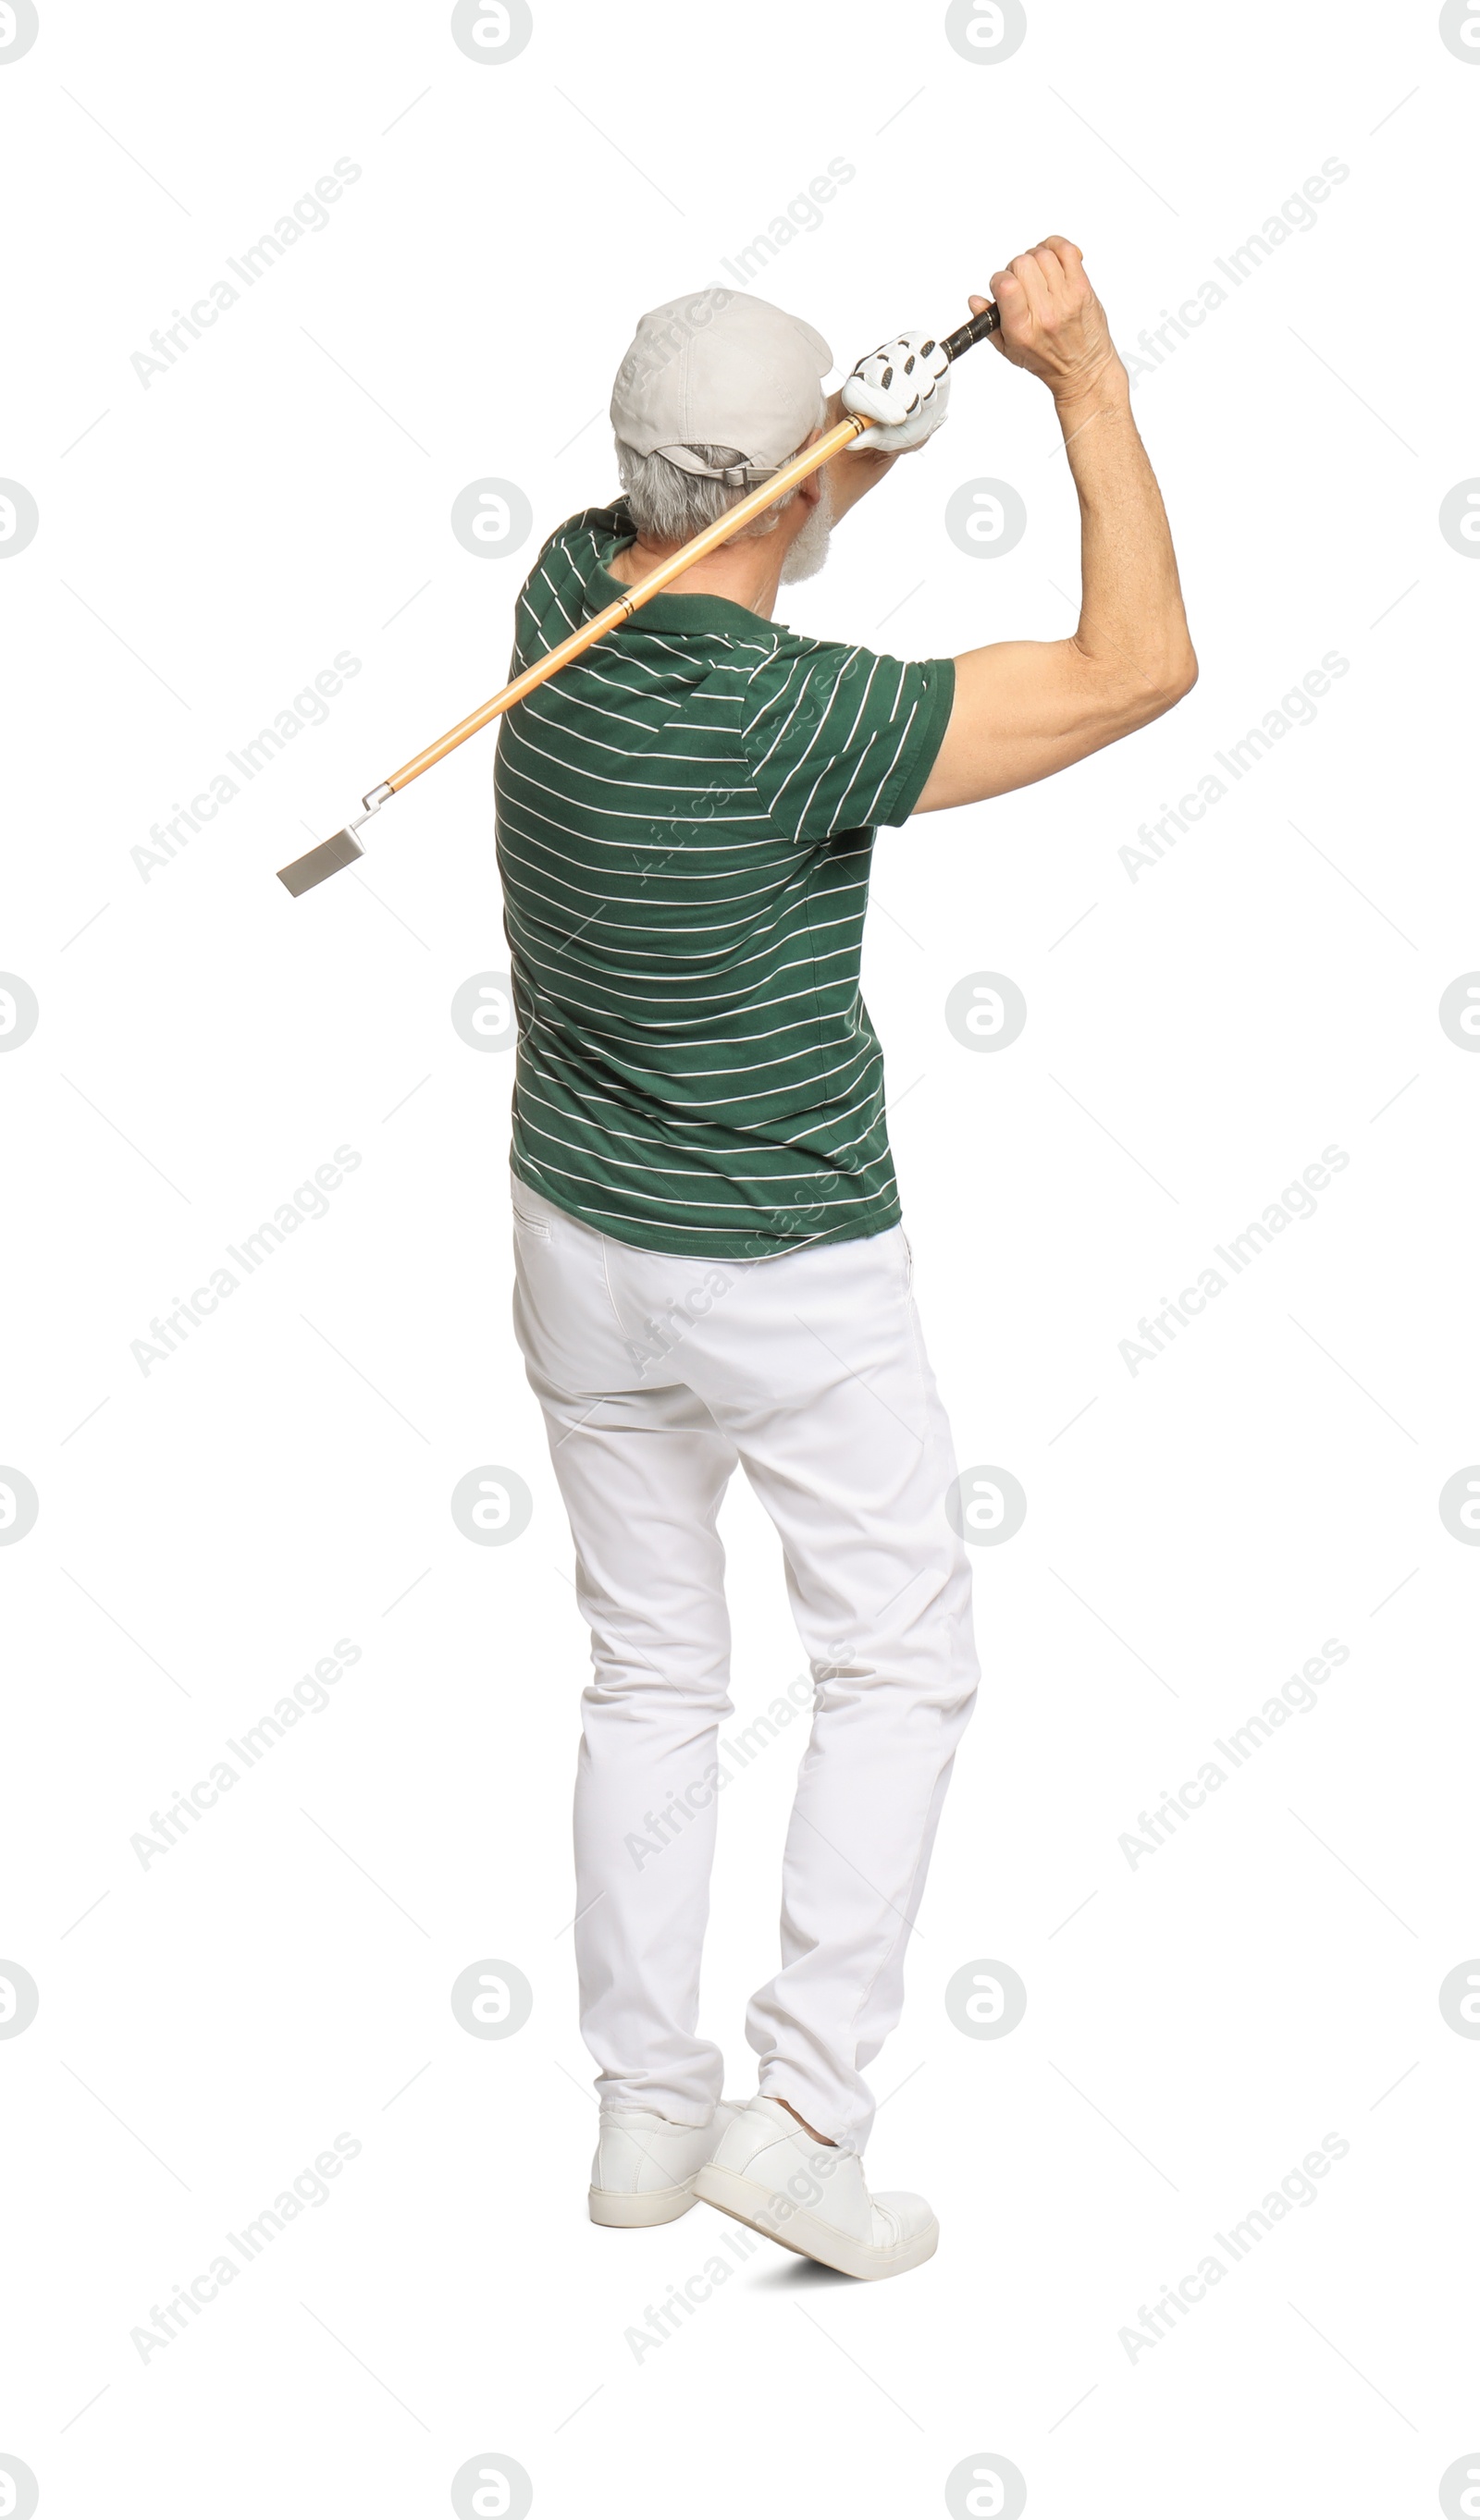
[
  {"xmin": 588, "ymin": 2100, "xmax": 741, "ymax": 2228},
  {"xmin": 694, "ymin": 2096, "xmax": 938, "ymax": 2280}
]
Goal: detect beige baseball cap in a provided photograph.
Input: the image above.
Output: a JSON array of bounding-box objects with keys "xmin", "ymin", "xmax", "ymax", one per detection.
[{"xmin": 610, "ymin": 289, "xmax": 832, "ymax": 487}]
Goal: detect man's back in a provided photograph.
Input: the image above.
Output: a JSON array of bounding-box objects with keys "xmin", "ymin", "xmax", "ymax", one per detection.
[{"xmin": 495, "ymin": 501, "xmax": 955, "ymax": 1259}]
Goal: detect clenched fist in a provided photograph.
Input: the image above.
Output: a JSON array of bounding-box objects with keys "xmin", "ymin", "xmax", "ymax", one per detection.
[{"xmin": 976, "ymin": 238, "xmax": 1122, "ymax": 404}]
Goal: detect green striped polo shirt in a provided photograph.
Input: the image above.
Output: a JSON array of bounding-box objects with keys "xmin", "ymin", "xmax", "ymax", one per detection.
[{"xmin": 494, "ymin": 501, "xmax": 955, "ymax": 1258}]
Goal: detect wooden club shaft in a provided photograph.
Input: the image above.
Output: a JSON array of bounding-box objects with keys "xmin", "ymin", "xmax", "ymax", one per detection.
[{"xmin": 383, "ymin": 413, "xmax": 871, "ymax": 793}]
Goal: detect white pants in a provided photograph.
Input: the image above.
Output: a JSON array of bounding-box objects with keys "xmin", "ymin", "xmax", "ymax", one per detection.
[{"xmin": 511, "ymin": 1178, "xmax": 979, "ymax": 2149}]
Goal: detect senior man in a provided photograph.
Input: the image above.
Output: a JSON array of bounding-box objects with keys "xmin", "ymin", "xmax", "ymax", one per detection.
[{"xmin": 497, "ymin": 241, "xmax": 1195, "ymax": 2279}]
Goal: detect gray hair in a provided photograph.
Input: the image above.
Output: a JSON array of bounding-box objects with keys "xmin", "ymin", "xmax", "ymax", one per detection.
[{"xmin": 614, "ymin": 429, "xmax": 817, "ymax": 547}]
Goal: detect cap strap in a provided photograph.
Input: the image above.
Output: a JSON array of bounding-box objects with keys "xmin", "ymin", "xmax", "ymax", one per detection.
[{"xmin": 653, "ymin": 444, "xmax": 778, "ymax": 489}]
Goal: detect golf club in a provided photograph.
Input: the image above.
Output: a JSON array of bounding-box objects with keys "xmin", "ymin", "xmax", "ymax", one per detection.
[{"xmin": 277, "ymin": 299, "xmax": 1001, "ymax": 898}]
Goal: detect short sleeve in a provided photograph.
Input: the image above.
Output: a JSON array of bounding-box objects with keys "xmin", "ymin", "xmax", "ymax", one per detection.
[{"xmin": 740, "ymin": 641, "xmax": 956, "ymax": 842}]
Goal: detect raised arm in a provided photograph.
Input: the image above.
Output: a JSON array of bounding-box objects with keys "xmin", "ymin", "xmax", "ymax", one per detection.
[{"xmin": 914, "ymin": 239, "xmax": 1196, "ymax": 814}]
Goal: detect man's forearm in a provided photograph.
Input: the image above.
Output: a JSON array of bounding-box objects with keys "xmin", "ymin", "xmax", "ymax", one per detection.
[
  {"xmin": 1056, "ymin": 361, "xmax": 1195, "ymax": 696},
  {"xmin": 912, "ymin": 243, "xmax": 1197, "ymax": 816}
]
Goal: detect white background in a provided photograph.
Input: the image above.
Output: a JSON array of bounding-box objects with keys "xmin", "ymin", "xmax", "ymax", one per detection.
[{"xmin": 3, "ymin": 1, "xmax": 1478, "ymax": 2513}]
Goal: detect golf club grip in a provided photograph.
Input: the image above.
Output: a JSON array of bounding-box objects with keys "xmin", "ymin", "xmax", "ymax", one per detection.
[{"xmin": 941, "ymin": 301, "xmax": 1001, "ymax": 362}]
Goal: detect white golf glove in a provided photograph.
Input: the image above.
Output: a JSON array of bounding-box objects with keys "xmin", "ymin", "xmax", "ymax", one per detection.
[{"xmin": 842, "ymin": 329, "xmax": 951, "ymax": 450}]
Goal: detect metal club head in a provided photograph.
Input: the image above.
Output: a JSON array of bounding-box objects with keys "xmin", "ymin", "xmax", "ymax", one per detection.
[
  {"xmin": 277, "ymin": 826, "xmax": 364, "ymax": 896},
  {"xmin": 276, "ymin": 784, "xmax": 393, "ymax": 896}
]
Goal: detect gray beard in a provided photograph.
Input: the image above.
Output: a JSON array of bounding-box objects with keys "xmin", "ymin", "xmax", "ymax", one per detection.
[{"xmin": 779, "ymin": 473, "xmax": 834, "ymax": 584}]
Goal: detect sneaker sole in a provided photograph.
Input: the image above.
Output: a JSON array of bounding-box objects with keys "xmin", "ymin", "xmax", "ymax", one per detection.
[
  {"xmin": 693, "ymin": 2162, "xmax": 938, "ymax": 2280},
  {"xmin": 588, "ymin": 2180, "xmax": 697, "ymax": 2228}
]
